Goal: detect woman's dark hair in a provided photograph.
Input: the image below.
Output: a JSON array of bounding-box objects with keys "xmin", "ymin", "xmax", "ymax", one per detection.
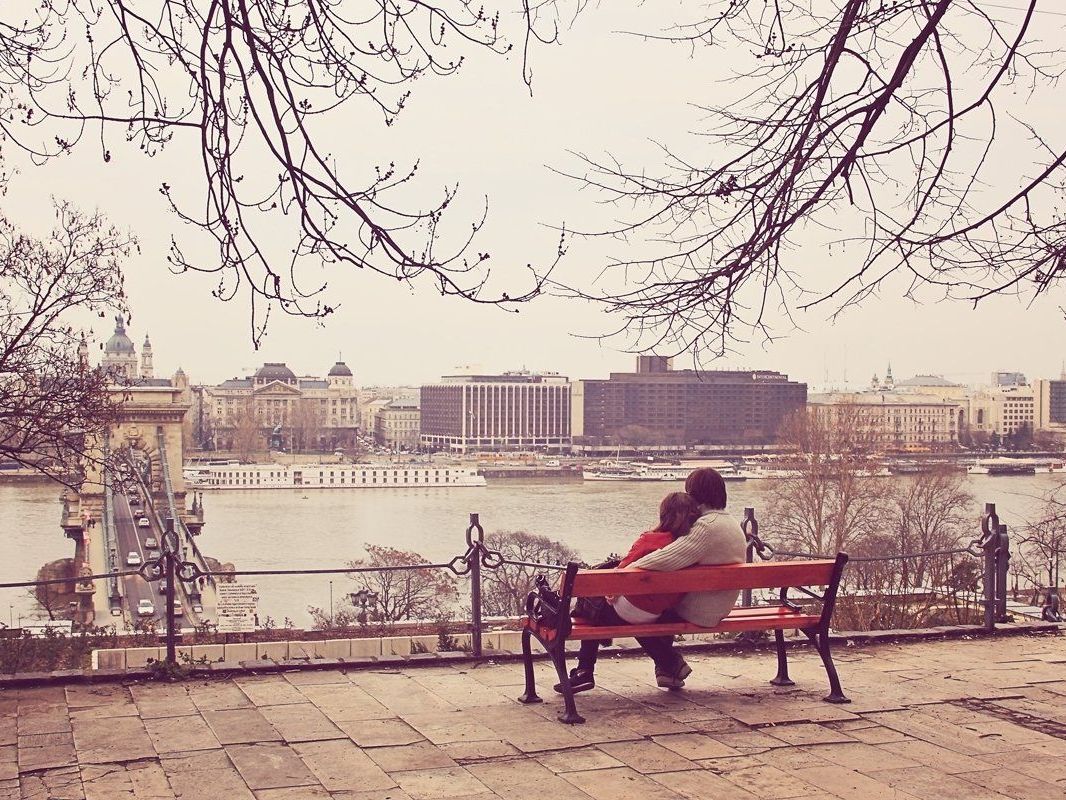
[
  {"xmin": 655, "ymin": 492, "xmax": 701, "ymax": 538},
  {"xmin": 685, "ymin": 468, "xmax": 727, "ymax": 509}
]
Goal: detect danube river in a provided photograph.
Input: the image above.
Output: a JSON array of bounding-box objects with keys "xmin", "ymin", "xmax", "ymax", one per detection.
[{"xmin": 2, "ymin": 474, "xmax": 1063, "ymax": 626}]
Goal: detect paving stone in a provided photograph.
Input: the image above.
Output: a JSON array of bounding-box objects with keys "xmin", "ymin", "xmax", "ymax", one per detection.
[
  {"xmin": 595, "ymin": 740, "xmax": 696, "ymax": 774},
  {"xmin": 295, "ymin": 685, "xmax": 392, "ymax": 722},
  {"xmin": 145, "ymin": 714, "xmax": 222, "ymax": 754},
  {"xmin": 440, "ymin": 740, "xmax": 520, "ymax": 762},
  {"xmin": 763, "ymin": 723, "xmax": 857, "ymax": 746},
  {"xmin": 561, "ymin": 766, "xmax": 685, "ymax": 800},
  {"xmin": 187, "ymin": 682, "xmax": 254, "ymax": 712},
  {"xmin": 391, "ymin": 766, "xmax": 491, "ymax": 799},
  {"xmin": 81, "ymin": 761, "xmax": 175, "ymax": 800},
  {"xmin": 131, "ymin": 685, "xmax": 199, "ymax": 719},
  {"xmin": 65, "ymin": 685, "xmax": 131, "ymax": 709},
  {"xmin": 333, "ymin": 718, "xmax": 425, "ymax": 748},
  {"xmin": 226, "ymin": 743, "xmax": 319, "ymax": 791},
  {"xmin": 792, "ymin": 764, "xmax": 916, "ymax": 799},
  {"xmin": 291, "ymin": 739, "xmax": 396, "ymax": 792},
  {"xmin": 260, "ymin": 704, "xmax": 345, "ymax": 743},
  {"xmin": 162, "ymin": 753, "xmax": 256, "ymax": 800},
  {"xmin": 253, "ymin": 788, "xmax": 333, "ymax": 800},
  {"xmin": 651, "ymin": 732, "xmax": 740, "ymax": 760},
  {"xmin": 203, "ymin": 709, "xmax": 281, "ymax": 745},
  {"xmin": 959, "ymin": 765, "xmax": 1066, "ymax": 800},
  {"xmin": 467, "ymin": 759, "xmax": 591, "ymax": 800},
  {"xmin": 16, "ymin": 743, "xmax": 78, "ymax": 772},
  {"xmin": 324, "ymin": 791, "xmax": 414, "ymax": 800},
  {"xmin": 18, "ymin": 766, "xmax": 84, "ymax": 800},
  {"xmin": 235, "ymin": 679, "xmax": 307, "ymax": 707},
  {"xmin": 71, "ymin": 716, "xmax": 156, "ymax": 765},
  {"xmin": 17, "ymin": 710, "xmax": 71, "ymax": 736},
  {"xmin": 867, "ymin": 766, "xmax": 1014, "ymax": 800},
  {"xmin": 876, "ymin": 739, "xmax": 997, "ymax": 775},
  {"xmin": 705, "ymin": 758, "xmax": 824, "ymax": 798},
  {"xmin": 535, "ymin": 747, "xmax": 624, "ymax": 774},
  {"xmin": 364, "ymin": 742, "xmax": 457, "ymax": 773},
  {"xmin": 650, "ymin": 770, "xmax": 761, "ymax": 800},
  {"xmin": 400, "ymin": 712, "xmax": 500, "ymax": 745},
  {"xmin": 797, "ymin": 741, "xmax": 920, "ymax": 772}
]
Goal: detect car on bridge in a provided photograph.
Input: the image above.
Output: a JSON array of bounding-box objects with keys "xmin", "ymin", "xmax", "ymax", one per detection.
[
  {"xmin": 126, "ymin": 551, "xmax": 142, "ymax": 566},
  {"xmin": 144, "ymin": 536, "xmax": 157, "ymax": 548},
  {"xmin": 146, "ymin": 548, "xmax": 160, "ymax": 560},
  {"xmin": 129, "ymin": 495, "xmax": 141, "ymax": 506},
  {"xmin": 137, "ymin": 517, "xmax": 150, "ymax": 528},
  {"xmin": 172, "ymin": 600, "xmax": 184, "ymax": 617},
  {"xmin": 136, "ymin": 599, "xmax": 155, "ymax": 616},
  {"xmin": 158, "ymin": 580, "xmax": 168, "ymax": 595}
]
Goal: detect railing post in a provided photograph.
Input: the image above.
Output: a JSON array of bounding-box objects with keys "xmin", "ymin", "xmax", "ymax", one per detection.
[
  {"xmin": 995, "ymin": 522, "xmax": 1011, "ymax": 623},
  {"xmin": 741, "ymin": 507, "xmax": 757, "ymax": 607},
  {"xmin": 164, "ymin": 516, "xmax": 177, "ymax": 665},
  {"xmin": 981, "ymin": 503, "xmax": 999, "ymax": 632},
  {"xmin": 467, "ymin": 513, "xmax": 483, "ymax": 658}
]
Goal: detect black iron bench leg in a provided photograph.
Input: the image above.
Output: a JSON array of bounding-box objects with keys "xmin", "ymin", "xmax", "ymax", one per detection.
[
  {"xmin": 517, "ymin": 628, "xmax": 543, "ymax": 705},
  {"xmin": 549, "ymin": 646, "xmax": 585, "ymax": 724},
  {"xmin": 769, "ymin": 628, "xmax": 795, "ymax": 687},
  {"xmin": 804, "ymin": 629, "xmax": 850, "ymax": 704}
]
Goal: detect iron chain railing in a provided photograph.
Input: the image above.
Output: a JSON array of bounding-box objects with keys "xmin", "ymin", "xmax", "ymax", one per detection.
[{"xmin": 0, "ymin": 504, "xmax": 1021, "ymax": 669}]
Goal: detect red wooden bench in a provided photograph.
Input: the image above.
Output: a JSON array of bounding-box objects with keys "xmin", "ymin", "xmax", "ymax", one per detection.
[{"xmin": 519, "ymin": 554, "xmax": 850, "ymax": 723}]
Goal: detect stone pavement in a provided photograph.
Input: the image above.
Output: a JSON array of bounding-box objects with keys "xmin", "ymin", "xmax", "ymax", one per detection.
[{"xmin": 4, "ymin": 633, "xmax": 1066, "ymax": 799}]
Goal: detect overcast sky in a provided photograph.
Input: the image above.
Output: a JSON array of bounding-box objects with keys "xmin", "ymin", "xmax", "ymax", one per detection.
[{"xmin": 8, "ymin": 1, "xmax": 1066, "ymax": 389}]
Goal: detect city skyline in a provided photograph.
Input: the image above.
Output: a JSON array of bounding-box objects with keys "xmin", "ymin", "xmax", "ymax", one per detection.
[{"xmin": 7, "ymin": 3, "xmax": 1064, "ymax": 395}]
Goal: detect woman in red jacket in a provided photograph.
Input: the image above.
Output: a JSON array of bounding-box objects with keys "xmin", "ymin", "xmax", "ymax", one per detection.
[{"xmin": 560, "ymin": 491, "xmax": 701, "ymax": 694}]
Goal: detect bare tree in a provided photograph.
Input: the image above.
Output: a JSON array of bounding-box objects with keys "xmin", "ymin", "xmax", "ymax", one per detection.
[
  {"xmin": 566, "ymin": 1, "xmax": 1066, "ymax": 358},
  {"xmin": 766, "ymin": 406, "xmax": 893, "ymax": 557},
  {"xmin": 289, "ymin": 399, "xmax": 322, "ymax": 454},
  {"xmin": 0, "ymin": 202, "xmax": 133, "ymax": 487},
  {"xmin": 349, "ymin": 544, "xmax": 457, "ymax": 622},
  {"xmin": 1015, "ymin": 487, "xmax": 1066, "ymax": 598},
  {"xmin": 0, "ymin": 1, "xmax": 581, "ymax": 343},
  {"xmin": 229, "ymin": 397, "xmax": 263, "ymax": 461},
  {"xmin": 481, "ymin": 531, "xmax": 578, "ymax": 615}
]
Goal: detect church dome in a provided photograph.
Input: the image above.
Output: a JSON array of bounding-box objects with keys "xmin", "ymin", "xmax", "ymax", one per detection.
[
  {"xmin": 328, "ymin": 361, "xmax": 353, "ymax": 377},
  {"xmin": 254, "ymin": 362, "xmax": 297, "ymax": 382},
  {"xmin": 104, "ymin": 316, "xmax": 136, "ymax": 354}
]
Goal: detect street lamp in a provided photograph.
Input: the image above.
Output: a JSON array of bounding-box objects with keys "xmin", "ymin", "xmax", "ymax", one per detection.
[
  {"xmin": 329, "ymin": 581, "xmax": 334, "ymax": 628},
  {"xmin": 349, "ymin": 589, "xmax": 378, "ymax": 626}
]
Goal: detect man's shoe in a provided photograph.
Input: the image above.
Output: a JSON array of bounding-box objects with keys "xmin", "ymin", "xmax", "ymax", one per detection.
[
  {"xmin": 655, "ymin": 657, "xmax": 693, "ymax": 690},
  {"xmin": 553, "ymin": 668, "xmax": 595, "ymax": 694}
]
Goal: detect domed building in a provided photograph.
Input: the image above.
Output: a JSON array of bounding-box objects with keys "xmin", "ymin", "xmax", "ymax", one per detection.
[
  {"xmin": 102, "ymin": 316, "xmax": 139, "ymax": 381},
  {"xmin": 200, "ymin": 360, "xmax": 361, "ymax": 453}
]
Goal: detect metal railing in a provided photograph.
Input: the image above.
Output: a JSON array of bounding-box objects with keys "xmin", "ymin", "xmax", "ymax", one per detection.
[
  {"xmin": 0, "ymin": 503, "xmax": 1029, "ymax": 674},
  {"xmin": 741, "ymin": 502, "xmax": 1012, "ymax": 632}
]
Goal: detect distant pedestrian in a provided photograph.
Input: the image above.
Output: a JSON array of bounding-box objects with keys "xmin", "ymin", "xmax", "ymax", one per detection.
[{"xmin": 1041, "ymin": 588, "xmax": 1062, "ymax": 622}]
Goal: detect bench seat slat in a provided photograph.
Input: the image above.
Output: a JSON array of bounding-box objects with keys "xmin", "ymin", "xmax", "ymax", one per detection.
[
  {"xmin": 570, "ymin": 560, "xmax": 837, "ymax": 597},
  {"xmin": 566, "ymin": 612, "xmax": 822, "ymax": 640}
]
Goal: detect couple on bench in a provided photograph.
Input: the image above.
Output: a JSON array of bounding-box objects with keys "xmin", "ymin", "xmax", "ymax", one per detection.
[{"xmin": 563, "ymin": 467, "xmax": 746, "ymax": 693}]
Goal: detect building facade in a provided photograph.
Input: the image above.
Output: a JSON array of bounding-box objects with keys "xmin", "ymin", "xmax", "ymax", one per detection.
[
  {"xmin": 1035, "ymin": 377, "xmax": 1066, "ymax": 437},
  {"xmin": 198, "ymin": 361, "xmax": 360, "ymax": 452},
  {"xmin": 374, "ymin": 400, "xmax": 421, "ymax": 450},
  {"xmin": 967, "ymin": 385, "xmax": 1035, "ymax": 439},
  {"xmin": 575, "ymin": 359, "xmax": 807, "ymax": 447},
  {"xmin": 808, "ymin": 392, "xmax": 961, "ymax": 451},
  {"xmin": 420, "ymin": 372, "xmax": 571, "ymax": 453}
]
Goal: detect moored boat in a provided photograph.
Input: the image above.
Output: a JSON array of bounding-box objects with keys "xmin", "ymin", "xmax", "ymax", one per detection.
[{"xmin": 183, "ymin": 463, "xmax": 486, "ymax": 489}]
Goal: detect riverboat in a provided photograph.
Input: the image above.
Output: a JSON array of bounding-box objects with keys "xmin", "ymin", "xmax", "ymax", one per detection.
[
  {"xmin": 582, "ymin": 461, "xmax": 749, "ymax": 482},
  {"xmin": 183, "ymin": 463, "xmax": 487, "ymax": 489},
  {"xmin": 967, "ymin": 459, "xmax": 1036, "ymax": 476}
]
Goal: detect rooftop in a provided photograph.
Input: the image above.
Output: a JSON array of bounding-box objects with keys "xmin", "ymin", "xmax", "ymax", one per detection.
[{"xmin": 6, "ymin": 633, "xmax": 1065, "ymax": 799}]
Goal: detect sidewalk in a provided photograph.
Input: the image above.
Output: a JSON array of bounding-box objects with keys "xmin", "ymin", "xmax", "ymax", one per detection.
[{"xmin": 4, "ymin": 633, "xmax": 1066, "ymax": 799}]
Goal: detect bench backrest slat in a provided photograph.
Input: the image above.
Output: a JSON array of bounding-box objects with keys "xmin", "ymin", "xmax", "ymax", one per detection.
[{"xmin": 569, "ymin": 560, "xmax": 837, "ymax": 598}]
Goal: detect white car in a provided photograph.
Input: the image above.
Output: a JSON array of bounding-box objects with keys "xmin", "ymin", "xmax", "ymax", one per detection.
[
  {"xmin": 136, "ymin": 599, "xmax": 155, "ymax": 616},
  {"xmin": 144, "ymin": 536, "xmax": 157, "ymax": 548},
  {"xmin": 137, "ymin": 517, "xmax": 150, "ymax": 528},
  {"xmin": 126, "ymin": 551, "xmax": 142, "ymax": 566},
  {"xmin": 172, "ymin": 601, "xmax": 184, "ymax": 617}
]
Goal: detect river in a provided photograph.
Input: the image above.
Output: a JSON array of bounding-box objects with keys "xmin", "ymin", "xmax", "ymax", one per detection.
[{"xmin": 2, "ymin": 474, "xmax": 1063, "ymax": 626}]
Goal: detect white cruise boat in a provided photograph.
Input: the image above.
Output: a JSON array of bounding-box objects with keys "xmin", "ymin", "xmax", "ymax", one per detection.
[
  {"xmin": 183, "ymin": 463, "xmax": 486, "ymax": 490},
  {"xmin": 583, "ymin": 461, "xmax": 747, "ymax": 482}
]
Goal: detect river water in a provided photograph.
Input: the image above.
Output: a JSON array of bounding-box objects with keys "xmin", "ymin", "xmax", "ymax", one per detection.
[{"xmin": 2, "ymin": 474, "xmax": 1063, "ymax": 626}]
